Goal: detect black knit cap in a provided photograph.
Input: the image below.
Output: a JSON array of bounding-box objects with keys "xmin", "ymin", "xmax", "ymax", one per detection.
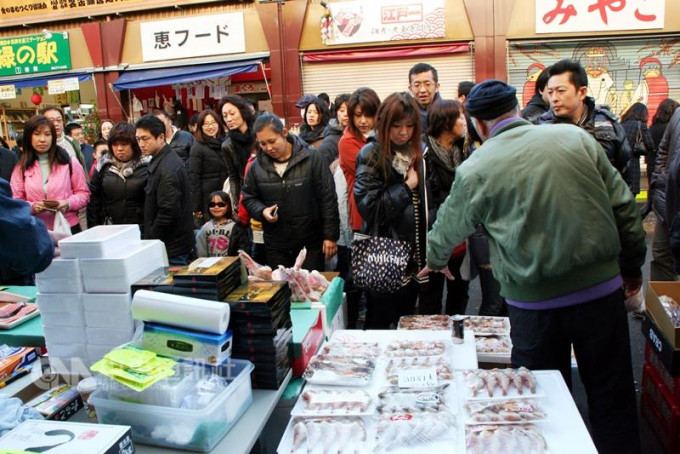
[{"xmin": 465, "ymin": 79, "xmax": 518, "ymax": 120}]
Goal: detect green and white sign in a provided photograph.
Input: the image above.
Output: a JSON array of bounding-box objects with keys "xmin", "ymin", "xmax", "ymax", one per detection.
[{"xmin": 0, "ymin": 32, "xmax": 71, "ymax": 77}]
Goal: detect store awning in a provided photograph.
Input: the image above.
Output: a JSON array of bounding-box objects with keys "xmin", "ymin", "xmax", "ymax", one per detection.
[
  {"xmin": 302, "ymin": 44, "xmax": 471, "ymax": 63},
  {"xmin": 0, "ymin": 72, "xmax": 92, "ymax": 88},
  {"xmin": 112, "ymin": 59, "xmax": 262, "ymax": 91}
]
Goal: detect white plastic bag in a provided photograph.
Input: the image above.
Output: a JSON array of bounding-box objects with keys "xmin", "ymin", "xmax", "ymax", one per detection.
[
  {"xmin": 53, "ymin": 211, "xmax": 72, "ymax": 238},
  {"xmin": 624, "ymin": 287, "xmax": 644, "ymax": 312}
]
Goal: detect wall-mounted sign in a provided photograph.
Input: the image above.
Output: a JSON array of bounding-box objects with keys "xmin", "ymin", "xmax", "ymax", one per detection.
[
  {"xmin": 326, "ymin": 0, "xmax": 445, "ymax": 46},
  {"xmin": 0, "ymin": 85, "xmax": 16, "ymax": 100},
  {"xmin": 140, "ymin": 12, "xmax": 246, "ymax": 62},
  {"xmin": 536, "ymin": 0, "xmax": 664, "ymax": 34},
  {"xmin": 0, "ymin": 32, "xmax": 71, "ymax": 77},
  {"xmin": 47, "ymin": 77, "xmax": 80, "ymax": 95}
]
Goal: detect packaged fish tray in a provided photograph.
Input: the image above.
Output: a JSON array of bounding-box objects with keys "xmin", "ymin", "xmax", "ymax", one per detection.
[
  {"xmin": 464, "ymin": 316, "xmax": 511, "ymax": 336},
  {"xmin": 462, "ymin": 368, "xmax": 542, "ymax": 400},
  {"xmin": 398, "ymin": 315, "xmax": 452, "ymax": 331},
  {"xmin": 464, "ymin": 398, "xmax": 548, "ymax": 424},
  {"xmin": 475, "ymin": 335, "xmax": 512, "ymax": 354},
  {"xmin": 466, "ymin": 423, "xmax": 547, "ymax": 454},
  {"xmin": 384, "ymin": 340, "xmax": 449, "ymax": 358},
  {"xmin": 319, "ymin": 342, "xmax": 381, "ymax": 358},
  {"xmin": 280, "ymin": 416, "xmax": 371, "ymax": 454},
  {"xmin": 374, "ymin": 411, "xmax": 457, "ymax": 453},
  {"xmin": 291, "ymin": 388, "xmax": 374, "ymax": 417},
  {"xmin": 302, "ymin": 355, "xmax": 376, "ymax": 387},
  {"xmin": 384, "ymin": 356, "xmax": 454, "ymax": 386},
  {"xmin": 376, "ymin": 384, "xmax": 454, "ymax": 416}
]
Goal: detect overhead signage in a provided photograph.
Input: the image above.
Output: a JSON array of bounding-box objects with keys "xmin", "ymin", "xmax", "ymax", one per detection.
[
  {"xmin": 0, "ymin": 32, "xmax": 71, "ymax": 77},
  {"xmin": 0, "ymin": 85, "xmax": 16, "ymax": 100}
]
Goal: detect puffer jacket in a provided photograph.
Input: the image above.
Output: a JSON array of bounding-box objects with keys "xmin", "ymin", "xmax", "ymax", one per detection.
[
  {"xmin": 521, "ymin": 92, "xmax": 549, "ymax": 124},
  {"xmin": 241, "ymin": 134, "xmax": 339, "ymax": 249},
  {"xmin": 189, "ymin": 136, "xmax": 228, "ymax": 217},
  {"xmin": 169, "ymin": 129, "xmax": 194, "ymax": 165},
  {"xmin": 87, "ymin": 154, "xmax": 148, "ymax": 230},
  {"xmin": 318, "ymin": 120, "xmax": 344, "ymax": 166},
  {"xmin": 539, "ymin": 96, "xmax": 630, "ymax": 174},
  {"xmin": 660, "ymin": 108, "xmax": 680, "ymax": 227}
]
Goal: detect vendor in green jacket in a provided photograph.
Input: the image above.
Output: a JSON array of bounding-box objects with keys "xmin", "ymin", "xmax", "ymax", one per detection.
[{"xmin": 419, "ymin": 80, "xmax": 645, "ymax": 454}]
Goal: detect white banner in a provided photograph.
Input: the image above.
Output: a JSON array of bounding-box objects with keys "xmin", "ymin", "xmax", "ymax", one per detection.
[
  {"xmin": 536, "ymin": 0, "xmax": 664, "ymax": 34},
  {"xmin": 0, "ymin": 85, "xmax": 16, "ymax": 99},
  {"xmin": 140, "ymin": 12, "xmax": 245, "ymax": 62},
  {"xmin": 47, "ymin": 79, "xmax": 65, "ymax": 94},
  {"xmin": 327, "ymin": 0, "xmax": 445, "ymax": 46},
  {"xmin": 62, "ymin": 77, "xmax": 79, "ymax": 92}
]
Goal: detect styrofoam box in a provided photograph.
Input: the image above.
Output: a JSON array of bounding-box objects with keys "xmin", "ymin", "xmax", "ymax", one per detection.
[
  {"xmin": 35, "ymin": 259, "xmax": 83, "ymax": 293},
  {"xmin": 81, "ymin": 240, "xmax": 168, "ymax": 293},
  {"xmin": 46, "ymin": 341, "xmax": 87, "ymax": 360},
  {"xmin": 87, "ymin": 344, "xmax": 121, "ymax": 364},
  {"xmin": 36, "ymin": 293, "xmax": 83, "ymax": 313},
  {"xmin": 41, "ymin": 310, "xmax": 85, "ymax": 328},
  {"xmin": 43, "ymin": 326, "xmax": 86, "ymax": 345},
  {"xmin": 85, "ymin": 311, "xmax": 134, "ymax": 330},
  {"xmin": 86, "ymin": 326, "xmax": 135, "ymax": 346},
  {"xmin": 58, "ymin": 224, "xmax": 141, "ymax": 259},
  {"xmin": 82, "ymin": 293, "xmax": 131, "ymax": 313},
  {"xmin": 91, "ymin": 359, "xmax": 254, "ymax": 452}
]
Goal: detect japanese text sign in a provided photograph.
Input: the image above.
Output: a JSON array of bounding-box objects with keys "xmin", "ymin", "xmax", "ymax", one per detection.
[
  {"xmin": 0, "ymin": 85, "xmax": 17, "ymax": 100},
  {"xmin": 140, "ymin": 12, "xmax": 245, "ymax": 63},
  {"xmin": 0, "ymin": 32, "xmax": 71, "ymax": 77},
  {"xmin": 48, "ymin": 77, "xmax": 79, "ymax": 94},
  {"xmin": 536, "ymin": 0, "xmax": 664, "ymax": 34},
  {"xmin": 327, "ymin": 0, "xmax": 445, "ymax": 46},
  {"xmin": 397, "ymin": 367, "xmax": 438, "ymax": 388}
]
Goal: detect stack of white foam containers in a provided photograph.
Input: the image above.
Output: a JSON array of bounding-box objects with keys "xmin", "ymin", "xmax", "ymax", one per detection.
[{"xmin": 36, "ymin": 225, "xmax": 168, "ymax": 372}]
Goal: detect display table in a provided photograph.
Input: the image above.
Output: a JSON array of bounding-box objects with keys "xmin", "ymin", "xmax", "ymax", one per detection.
[{"xmin": 0, "ymin": 286, "xmax": 44, "ymax": 347}]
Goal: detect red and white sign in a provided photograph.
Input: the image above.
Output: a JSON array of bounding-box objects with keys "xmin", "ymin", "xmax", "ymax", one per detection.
[{"xmin": 536, "ymin": 0, "xmax": 664, "ymax": 34}]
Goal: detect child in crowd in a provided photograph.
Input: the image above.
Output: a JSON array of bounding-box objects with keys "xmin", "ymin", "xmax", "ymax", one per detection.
[
  {"xmin": 89, "ymin": 139, "xmax": 109, "ymax": 179},
  {"xmin": 195, "ymin": 191, "xmax": 235, "ymax": 257}
]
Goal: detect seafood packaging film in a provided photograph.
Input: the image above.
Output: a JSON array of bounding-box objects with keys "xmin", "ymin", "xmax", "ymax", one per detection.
[
  {"xmin": 384, "ymin": 340, "xmax": 449, "ymax": 357},
  {"xmin": 302, "ymin": 354, "xmax": 377, "ymax": 387},
  {"xmin": 466, "ymin": 424, "xmax": 547, "ymax": 454},
  {"xmin": 464, "ymin": 399, "xmax": 548, "ymax": 424},
  {"xmin": 291, "ymin": 388, "xmax": 375, "ymax": 417},
  {"xmin": 286, "ymin": 417, "xmax": 370, "ymax": 454},
  {"xmin": 398, "ymin": 314, "xmax": 453, "ymax": 330},
  {"xmin": 463, "ymin": 368, "xmax": 540, "ymax": 400},
  {"xmin": 464, "ymin": 316, "xmax": 511, "ymax": 336}
]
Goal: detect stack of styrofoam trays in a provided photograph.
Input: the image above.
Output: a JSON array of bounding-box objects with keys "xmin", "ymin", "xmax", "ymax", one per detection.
[
  {"xmin": 36, "ymin": 292, "xmax": 87, "ymax": 373},
  {"xmin": 58, "ymin": 224, "xmax": 142, "ymax": 259},
  {"xmin": 83, "ymin": 293, "xmax": 136, "ymax": 364}
]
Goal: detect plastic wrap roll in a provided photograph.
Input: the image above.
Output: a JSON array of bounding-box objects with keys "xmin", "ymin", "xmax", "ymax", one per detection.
[{"xmin": 131, "ymin": 290, "xmax": 230, "ymax": 334}]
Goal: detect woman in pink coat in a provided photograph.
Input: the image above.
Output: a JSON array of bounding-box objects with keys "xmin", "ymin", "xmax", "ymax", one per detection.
[{"xmin": 11, "ymin": 115, "xmax": 90, "ymax": 233}]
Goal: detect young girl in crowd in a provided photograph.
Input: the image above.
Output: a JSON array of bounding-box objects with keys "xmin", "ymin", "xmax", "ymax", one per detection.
[
  {"xmin": 88, "ymin": 139, "xmax": 109, "ymax": 179},
  {"xmin": 299, "ymin": 96, "xmax": 330, "ymax": 149},
  {"xmin": 196, "ymin": 191, "xmax": 235, "ymax": 257}
]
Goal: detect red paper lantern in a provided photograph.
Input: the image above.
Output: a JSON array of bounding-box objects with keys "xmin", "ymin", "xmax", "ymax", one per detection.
[{"xmin": 30, "ymin": 93, "xmax": 42, "ymax": 105}]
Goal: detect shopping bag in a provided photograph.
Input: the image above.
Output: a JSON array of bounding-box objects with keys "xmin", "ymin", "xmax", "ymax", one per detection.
[
  {"xmin": 351, "ymin": 232, "xmax": 412, "ymax": 294},
  {"xmin": 53, "ymin": 211, "xmax": 72, "ymax": 238}
]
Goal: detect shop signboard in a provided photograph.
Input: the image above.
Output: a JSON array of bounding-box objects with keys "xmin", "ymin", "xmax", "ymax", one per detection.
[
  {"xmin": 0, "ymin": 32, "xmax": 71, "ymax": 77},
  {"xmin": 140, "ymin": 12, "xmax": 246, "ymax": 63},
  {"xmin": 0, "ymin": 85, "xmax": 16, "ymax": 100},
  {"xmin": 326, "ymin": 0, "xmax": 445, "ymax": 46},
  {"xmin": 536, "ymin": 0, "xmax": 664, "ymax": 34},
  {"xmin": 47, "ymin": 77, "xmax": 79, "ymax": 95}
]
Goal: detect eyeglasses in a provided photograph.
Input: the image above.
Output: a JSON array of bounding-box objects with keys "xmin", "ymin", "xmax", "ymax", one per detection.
[
  {"xmin": 46, "ymin": 117, "xmax": 63, "ymax": 124},
  {"xmin": 209, "ymin": 202, "xmax": 227, "ymax": 208},
  {"xmin": 203, "ymin": 121, "xmax": 219, "ymax": 127}
]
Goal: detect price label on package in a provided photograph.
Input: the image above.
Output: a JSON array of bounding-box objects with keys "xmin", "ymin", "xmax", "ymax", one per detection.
[{"xmin": 397, "ymin": 367, "xmax": 437, "ymax": 388}]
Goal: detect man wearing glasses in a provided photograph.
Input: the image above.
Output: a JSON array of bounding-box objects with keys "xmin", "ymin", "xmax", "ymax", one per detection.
[
  {"xmin": 41, "ymin": 107, "xmax": 86, "ymax": 170},
  {"xmin": 408, "ymin": 62, "xmax": 441, "ymax": 131},
  {"xmin": 135, "ymin": 115, "xmax": 194, "ymax": 265}
]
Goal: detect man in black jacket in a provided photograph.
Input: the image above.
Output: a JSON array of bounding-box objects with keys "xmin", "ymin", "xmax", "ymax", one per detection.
[
  {"xmin": 136, "ymin": 115, "xmax": 194, "ymax": 265},
  {"xmin": 154, "ymin": 110, "xmax": 194, "ymax": 167},
  {"xmin": 242, "ymin": 114, "xmax": 339, "ymax": 271},
  {"xmin": 539, "ymin": 59, "xmax": 630, "ymax": 176}
]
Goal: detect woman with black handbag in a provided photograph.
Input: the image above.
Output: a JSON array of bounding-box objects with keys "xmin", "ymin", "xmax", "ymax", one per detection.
[
  {"xmin": 354, "ymin": 92, "xmax": 430, "ymax": 329},
  {"xmin": 620, "ymin": 102, "xmax": 654, "ymax": 196}
]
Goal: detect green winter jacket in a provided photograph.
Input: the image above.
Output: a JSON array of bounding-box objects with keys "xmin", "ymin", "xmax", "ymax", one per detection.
[{"xmin": 426, "ymin": 118, "xmax": 646, "ymax": 302}]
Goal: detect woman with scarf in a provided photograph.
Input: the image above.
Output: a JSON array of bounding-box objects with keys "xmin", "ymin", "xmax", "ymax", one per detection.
[
  {"xmin": 219, "ymin": 95, "xmax": 256, "ymax": 209},
  {"xmin": 87, "ymin": 123, "xmax": 148, "ymax": 230},
  {"xmin": 299, "ymin": 95, "xmax": 330, "ymax": 149},
  {"xmin": 189, "ymin": 109, "xmax": 227, "ymax": 222},
  {"xmin": 419, "ymin": 99, "xmax": 470, "ymax": 316},
  {"xmin": 354, "ymin": 92, "xmax": 430, "ymax": 329}
]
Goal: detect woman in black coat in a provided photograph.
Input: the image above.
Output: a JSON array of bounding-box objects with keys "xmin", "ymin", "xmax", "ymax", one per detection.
[
  {"xmin": 620, "ymin": 102, "xmax": 655, "ymax": 196},
  {"xmin": 189, "ymin": 110, "xmax": 227, "ymax": 221},
  {"xmin": 299, "ymin": 96, "xmax": 330, "ymax": 149},
  {"xmin": 88, "ymin": 123, "xmax": 148, "ymax": 230}
]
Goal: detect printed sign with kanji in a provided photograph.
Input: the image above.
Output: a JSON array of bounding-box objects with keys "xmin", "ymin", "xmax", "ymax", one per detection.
[
  {"xmin": 0, "ymin": 32, "xmax": 71, "ymax": 77},
  {"xmin": 536, "ymin": 0, "xmax": 664, "ymax": 33}
]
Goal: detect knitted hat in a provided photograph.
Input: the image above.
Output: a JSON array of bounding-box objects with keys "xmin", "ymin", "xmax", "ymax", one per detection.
[
  {"xmin": 465, "ymin": 80, "xmax": 518, "ymax": 120},
  {"xmin": 295, "ymin": 94, "xmax": 317, "ymax": 109}
]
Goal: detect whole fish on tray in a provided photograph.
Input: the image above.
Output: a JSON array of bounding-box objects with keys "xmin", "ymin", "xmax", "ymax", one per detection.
[
  {"xmin": 291, "ymin": 417, "xmax": 366, "ymax": 454},
  {"xmin": 466, "ymin": 424, "xmax": 547, "ymax": 454},
  {"xmin": 464, "ymin": 368, "xmax": 537, "ymax": 398}
]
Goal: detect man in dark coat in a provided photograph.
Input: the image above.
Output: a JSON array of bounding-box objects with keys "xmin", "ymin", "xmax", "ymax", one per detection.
[
  {"xmin": 408, "ymin": 62, "xmax": 441, "ymax": 131},
  {"xmin": 135, "ymin": 115, "xmax": 194, "ymax": 265},
  {"xmin": 154, "ymin": 110, "xmax": 194, "ymax": 167},
  {"xmin": 0, "ymin": 145, "xmax": 17, "ymax": 182}
]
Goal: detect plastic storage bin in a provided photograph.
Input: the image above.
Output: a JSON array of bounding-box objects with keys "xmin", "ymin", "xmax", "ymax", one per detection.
[
  {"xmin": 90, "ymin": 359, "xmax": 254, "ymax": 452},
  {"xmin": 58, "ymin": 225, "xmax": 141, "ymax": 259}
]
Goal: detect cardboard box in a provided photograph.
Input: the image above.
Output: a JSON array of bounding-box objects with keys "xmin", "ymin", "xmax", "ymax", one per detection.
[
  {"xmin": 642, "ymin": 313, "xmax": 680, "ymax": 376},
  {"xmin": 290, "ymin": 309, "xmax": 323, "ymax": 376},
  {"xmin": 14, "ymin": 373, "xmax": 88, "ymax": 421},
  {"xmin": 0, "ymin": 420, "xmax": 134, "ymax": 454},
  {"xmin": 0, "ymin": 346, "xmax": 38, "ymax": 382},
  {"xmin": 142, "ymin": 323, "xmax": 233, "ymax": 365},
  {"xmin": 647, "ymin": 281, "xmax": 680, "ymax": 348}
]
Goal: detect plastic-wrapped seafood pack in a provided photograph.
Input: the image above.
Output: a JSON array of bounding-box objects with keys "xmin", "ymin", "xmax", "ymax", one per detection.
[
  {"xmin": 466, "ymin": 424, "xmax": 547, "ymax": 454},
  {"xmin": 376, "ymin": 384, "xmax": 453, "ymax": 415},
  {"xmin": 475, "ymin": 335, "xmax": 512, "ymax": 353},
  {"xmin": 464, "ymin": 316, "xmax": 510, "ymax": 336},
  {"xmin": 320, "ymin": 342, "xmax": 381, "ymax": 358},
  {"xmin": 374, "ymin": 411, "xmax": 457, "ymax": 452},
  {"xmin": 302, "ymin": 355, "xmax": 376, "ymax": 386},
  {"xmin": 384, "ymin": 340, "xmax": 449, "ymax": 357},
  {"xmin": 659, "ymin": 295, "xmax": 680, "ymax": 327},
  {"xmin": 463, "ymin": 368, "xmax": 539, "ymax": 399},
  {"xmin": 384, "ymin": 356, "xmax": 454, "ymax": 385},
  {"xmin": 464, "ymin": 399, "xmax": 547, "ymax": 424},
  {"xmin": 398, "ymin": 315, "xmax": 452, "ymax": 330},
  {"xmin": 292, "ymin": 389, "xmax": 373, "ymax": 416},
  {"xmin": 287, "ymin": 417, "xmax": 369, "ymax": 454}
]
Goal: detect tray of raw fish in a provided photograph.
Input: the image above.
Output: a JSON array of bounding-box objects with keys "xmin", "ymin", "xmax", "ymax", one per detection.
[
  {"xmin": 384, "ymin": 356, "xmax": 454, "ymax": 385},
  {"xmin": 319, "ymin": 342, "xmax": 381, "ymax": 358},
  {"xmin": 384, "ymin": 340, "xmax": 449, "ymax": 357},
  {"xmin": 464, "ymin": 398, "xmax": 547, "ymax": 424},
  {"xmin": 291, "ymin": 388, "xmax": 374, "ymax": 417},
  {"xmin": 466, "ymin": 424, "xmax": 547, "ymax": 454},
  {"xmin": 463, "ymin": 368, "xmax": 540, "ymax": 400},
  {"xmin": 284, "ymin": 416, "xmax": 370, "ymax": 454},
  {"xmin": 376, "ymin": 384, "xmax": 454, "ymax": 416},
  {"xmin": 464, "ymin": 316, "xmax": 510, "ymax": 336},
  {"xmin": 475, "ymin": 335, "xmax": 512, "ymax": 354},
  {"xmin": 374, "ymin": 411, "xmax": 457, "ymax": 453},
  {"xmin": 302, "ymin": 354, "xmax": 376, "ymax": 386},
  {"xmin": 398, "ymin": 314, "xmax": 452, "ymax": 330}
]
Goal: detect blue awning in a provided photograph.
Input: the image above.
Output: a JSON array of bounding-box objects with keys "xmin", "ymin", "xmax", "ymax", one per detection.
[
  {"xmin": 112, "ymin": 59, "xmax": 261, "ymax": 91},
  {"xmin": 0, "ymin": 72, "xmax": 92, "ymax": 89}
]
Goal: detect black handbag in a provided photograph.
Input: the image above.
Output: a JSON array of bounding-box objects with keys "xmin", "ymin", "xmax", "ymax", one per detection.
[{"xmin": 633, "ymin": 124, "xmax": 646, "ymax": 158}]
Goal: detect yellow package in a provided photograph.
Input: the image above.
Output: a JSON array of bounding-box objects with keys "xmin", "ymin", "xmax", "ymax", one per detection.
[{"xmin": 104, "ymin": 346, "xmax": 156, "ymax": 369}]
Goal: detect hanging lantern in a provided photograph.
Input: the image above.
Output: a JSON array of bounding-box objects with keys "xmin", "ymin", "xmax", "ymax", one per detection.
[
  {"xmin": 320, "ymin": 2, "xmax": 334, "ymax": 45},
  {"xmin": 30, "ymin": 93, "xmax": 42, "ymax": 105}
]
